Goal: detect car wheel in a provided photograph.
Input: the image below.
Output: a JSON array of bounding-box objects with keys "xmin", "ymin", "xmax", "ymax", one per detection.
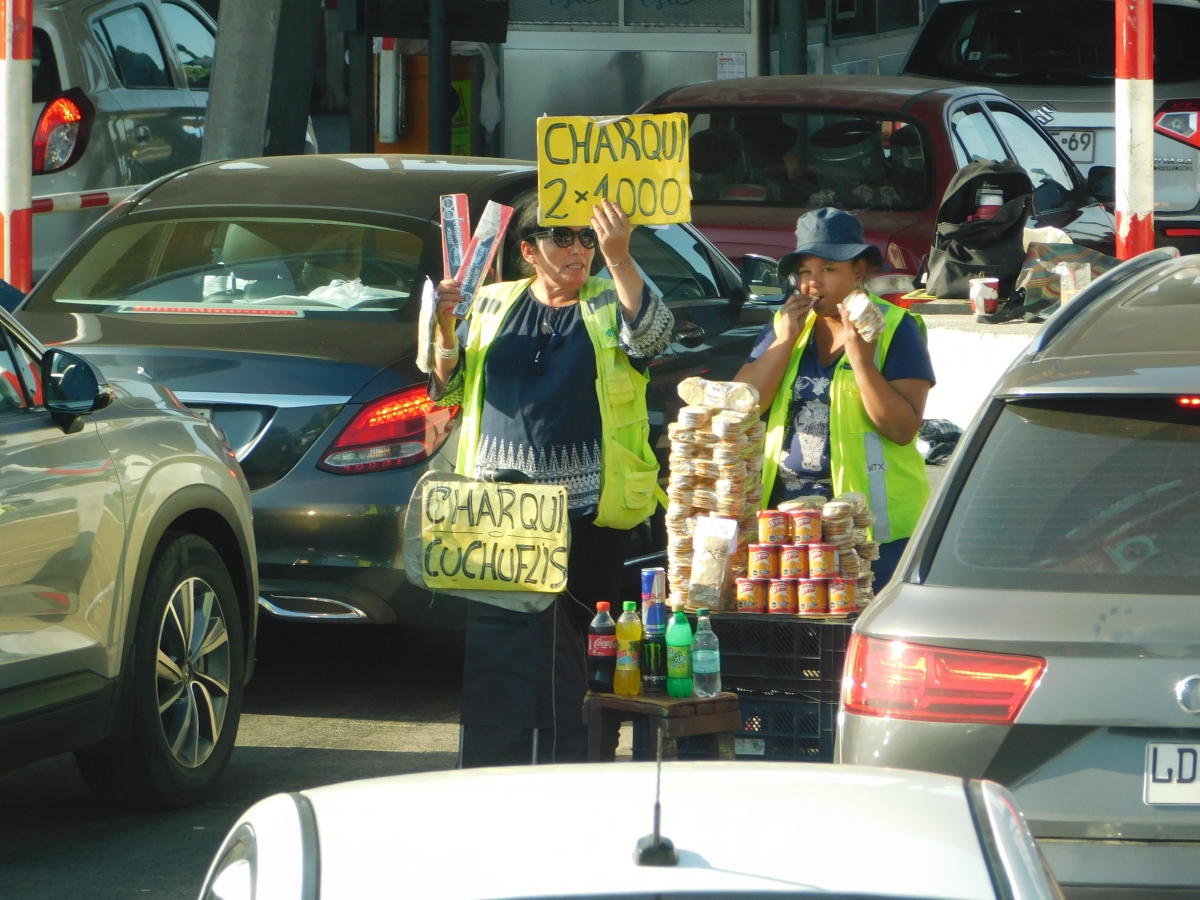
[{"xmin": 76, "ymin": 532, "xmax": 245, "ymax": 809}]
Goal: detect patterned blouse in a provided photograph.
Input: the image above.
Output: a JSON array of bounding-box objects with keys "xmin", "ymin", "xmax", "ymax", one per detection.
[{"xmin": 430, "ymin": 282, "xmax": 673, "ymax": 518}]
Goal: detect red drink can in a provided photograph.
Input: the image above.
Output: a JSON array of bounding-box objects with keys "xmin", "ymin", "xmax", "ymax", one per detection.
[
  {"xmin": 779, "ymin": 544, "xmax": 809, "ymax": 579},
  {"xmin": 797, "ymin": 580, "xmax": 828, "ymax": 615},
  {"xmin": 757, "ymin": 510, "xmax": 790, "ymax": 544},
  {"xmin": 768, "ymin": 579, "xmax": 798, "ymax": 614},
  {"xmin": 747, "ymin": 544, "xmax": 779, "ymax": 579},
  {"xmin": 735, "ymin": 578, "xmax": 768, "ymax": 613}
]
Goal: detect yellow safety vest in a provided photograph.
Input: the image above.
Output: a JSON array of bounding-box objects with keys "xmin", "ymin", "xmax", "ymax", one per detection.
[
  {"xmin": 457, "ymin": 276, "xmax": 664, "ymax": 531},
  {"xmin": 761, "ymin": 294, "xmax": 930, "ymax": 544}
]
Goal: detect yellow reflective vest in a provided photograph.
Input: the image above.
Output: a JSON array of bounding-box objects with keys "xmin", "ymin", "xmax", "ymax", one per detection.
[
  {"xmin": 761, "ymin": 294, "xmax": 930, "ymax": 544},
  {"xmin": 456, "ymin": 276, "xmax": 664, "ymax": 531}
]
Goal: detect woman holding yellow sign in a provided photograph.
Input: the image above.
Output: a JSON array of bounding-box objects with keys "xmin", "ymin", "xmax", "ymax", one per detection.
[{"xmin": 428, "ymin": 196, "xmax": 672, "ymax": 763}]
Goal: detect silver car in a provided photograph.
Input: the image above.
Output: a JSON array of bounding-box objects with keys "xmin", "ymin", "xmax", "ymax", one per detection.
[
  {"xmin": 30, "ymin": 0, "xmax": 316, "ymax": 280},
  {"xmin": 902, "ymin": 0, "xmax": 1200, "ymax": 256},
  {"xmin": 0, "ymin": 306, "xmax": 257, "ymax": 808},
  {"xmin": 838, "ymin": 248, "xmax": 1200, "ymax": 898}
]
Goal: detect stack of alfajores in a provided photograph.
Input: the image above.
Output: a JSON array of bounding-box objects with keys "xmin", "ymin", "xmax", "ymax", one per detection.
[{"xmin": 664, "ymin": 378, "xmax": 767, "ymax": 612}]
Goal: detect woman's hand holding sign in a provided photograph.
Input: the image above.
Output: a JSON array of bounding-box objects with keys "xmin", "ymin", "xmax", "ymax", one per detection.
[{"xmin": 591, "ymin": 198, "xmax": 645, "ymax": 324}]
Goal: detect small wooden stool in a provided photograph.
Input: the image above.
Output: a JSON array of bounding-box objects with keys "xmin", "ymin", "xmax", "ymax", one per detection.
[{"xmin": 583, "ymin": 691, "xmax": 741, "ymax": 762}]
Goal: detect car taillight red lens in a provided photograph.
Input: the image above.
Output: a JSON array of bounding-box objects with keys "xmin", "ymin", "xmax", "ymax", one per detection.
[
  {"xmin": 318, "ymin": 386, "xmax": 459, "ymax": 474},
  {"xmin": 1154, "ymin": 100, "xmax": 1200, "ymax": 150},
  {"xmin": 1178, "ymin": 396, "xmax": 1200, "ymax": 408},
  {"xmin": 33, "ymin": 96, "xmax": 85, "ymax": 173},
  {"xmin": 844, "ymin": 634, "xmax": 1045, "ymax": 725}
]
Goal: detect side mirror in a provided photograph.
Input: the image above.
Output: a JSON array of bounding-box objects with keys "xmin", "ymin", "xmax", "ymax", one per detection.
[
  {"xmin": 42, "ymin": 348, "xmax": 112, "ymax": 429},
  {"xmin": 1087, "ymin": 165, "xmax": 1115, "ymax": 204},
  {"xmin": 739, "ymin": 254, "xmax": 785, "ymax": 304}
]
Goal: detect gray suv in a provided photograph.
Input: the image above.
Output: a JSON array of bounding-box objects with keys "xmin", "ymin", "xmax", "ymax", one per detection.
[
  {"xmin": 0, "ymin": 307, "xmax": 256, "ymax": 808},
  {"xmin": 837, "ymin": 248, "xmax": 1200, "ymax": 898}
]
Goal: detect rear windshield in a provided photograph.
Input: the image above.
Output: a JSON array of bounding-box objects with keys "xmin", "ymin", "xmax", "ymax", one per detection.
[
  {"xmin": 684, "ymin": 111, "xmax": 930, "ymax": 211},
  {"xmin": 928, "ymin": 398, "xmax": 1200, "ymax": 595},
  {"xmin": 28, "ymin": 215, "xmax": 439, "ymax": 318},
  {"xmin": 906, "ymin": 1, "xmax": 1200, "ymax": 86}
]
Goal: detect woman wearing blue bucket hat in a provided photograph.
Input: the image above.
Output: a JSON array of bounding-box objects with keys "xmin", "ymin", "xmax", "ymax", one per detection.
[{"xmin": 736, "ymin": 208, "xmax": 935, "ymax": 590}]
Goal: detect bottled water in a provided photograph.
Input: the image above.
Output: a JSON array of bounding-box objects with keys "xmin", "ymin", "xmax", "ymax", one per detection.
[{"xmin": 691, "ymin": 608, "xmax": 722, "ymax": 699}]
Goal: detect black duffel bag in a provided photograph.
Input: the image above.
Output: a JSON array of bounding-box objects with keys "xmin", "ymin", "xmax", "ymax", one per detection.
[{"xmin": 925, "ymin": 160, "xmax": 1033, "ymax": 300}]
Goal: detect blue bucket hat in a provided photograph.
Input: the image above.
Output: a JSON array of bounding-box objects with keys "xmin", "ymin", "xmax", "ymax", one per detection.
[{"xmin": 778, "ymin": 207, "xmax": 883, "ymax": 282}]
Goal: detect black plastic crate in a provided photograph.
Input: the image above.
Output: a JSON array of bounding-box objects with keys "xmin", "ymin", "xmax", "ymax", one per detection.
[
  {"xmin": 665, "ymin": 691, "xmax": 837, "ymax": 762},
  {"xmin": 709, "ymin": 614, "xmax": 852, "ymax": 701}
]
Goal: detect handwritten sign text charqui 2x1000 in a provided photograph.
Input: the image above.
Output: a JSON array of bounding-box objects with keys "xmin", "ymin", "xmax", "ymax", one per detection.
[
  {"xmin": 420, "ymin": 480, "xmax": 570, "ymax": 593},
  {"xmin": 537, "ymin": 113, "xmax": 691, "ymax": 227}
]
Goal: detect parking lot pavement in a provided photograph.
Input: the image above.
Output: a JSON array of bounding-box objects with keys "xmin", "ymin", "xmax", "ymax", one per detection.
[{"xmin": 0, "ymin": 621, "xmax": 466, "ymax": 900}]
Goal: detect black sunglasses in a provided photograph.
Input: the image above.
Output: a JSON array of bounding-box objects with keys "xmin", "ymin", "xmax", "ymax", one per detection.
[{"xmin": 526, "ymin": 227, "xmax": 598, "ymax": 250}]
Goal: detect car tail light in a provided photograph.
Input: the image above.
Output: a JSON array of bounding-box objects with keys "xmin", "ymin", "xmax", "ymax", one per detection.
[
  {"xmin": 318, "ymin": 386, "xmax": 459, "ymax": 474},
  {"xmin": 1154, "ymin": 100, "xmax": 1200, "ymax": 150},
  {"xmin": 33, "ymin": 91, "xmax": 93, "ymax": 174},
  {"xmin": 867, "ymin": 273, "xmax": 916, "ymax": 307},
  {"xmin": 844, "ymin": 635, "xmax": 1045, "ymax": 725},
  {"xmin": 1178, "ymin": 396, "xmax": 1200, "ymax": 408}
]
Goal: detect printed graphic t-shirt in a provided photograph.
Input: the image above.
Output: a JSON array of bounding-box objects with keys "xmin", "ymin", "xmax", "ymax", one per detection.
[{"xmin": 746, "ymin": 315, "xmax": 935, "ymax": 505}]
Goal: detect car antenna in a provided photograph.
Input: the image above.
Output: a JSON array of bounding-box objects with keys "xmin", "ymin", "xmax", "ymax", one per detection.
[{"xmin": 634, "ymin": 728, "xmax": 678, "ymax": 867}]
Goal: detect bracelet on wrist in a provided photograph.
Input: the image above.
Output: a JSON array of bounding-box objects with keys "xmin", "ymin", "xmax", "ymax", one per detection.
[
  {"xmin": 434, "ymin": 340, "xmax": 460, "ymax": 360},
  {"xmin": 608, "ymin": 257, "xmax": 633, "ymax": 270}
]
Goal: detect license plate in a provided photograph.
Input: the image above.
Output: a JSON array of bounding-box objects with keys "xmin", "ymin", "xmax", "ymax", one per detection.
[
  {"xmin": 1047, "ymin": 130, "xmax": 1095, "ymax": 164},
  {"xmin": 1144, "ymin": 742, "xmax": 1200, "ymax": 805}
]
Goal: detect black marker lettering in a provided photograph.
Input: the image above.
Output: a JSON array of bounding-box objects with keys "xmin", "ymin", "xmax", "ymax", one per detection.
[
  {"xmin": 496, "ymin": 488, "xmax": 516, "ymax": 528},
  {"xmin": 568, "ymin": 121, "xmax": 593, "ymax": 164},
  {"xmin": 439, "ymin": 545, "xmax": 463, "ymax": 577},
  {"xmin": 616, "ymin": 119, "xmax": 641, "ymax": 160},
  {"xmin": 641, "ymin": 119, "xmax": 661, "ymax": 160},
  {"xmin": 593, "ymin": 124, "xmax": 618, "ymax": 163},
  {"xmin": 423, "ymin": 538, "xmax": 442, "ymax": 577},
  {"xmin": 519, "ymin": 493, "xmax": 539, "ymax": 529},
  {"xmin": 462, "ymin": 540, "xmax": 483, "ymax": 579},
  {"xmin": 543, "ymin": 122, "xmax": 569, "ymax": 164}
]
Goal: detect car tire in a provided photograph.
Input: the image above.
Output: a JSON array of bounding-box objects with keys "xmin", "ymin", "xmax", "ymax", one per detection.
[{"xmin": 76, "ymin": 532, "xmax": 245, "ymax": 809}]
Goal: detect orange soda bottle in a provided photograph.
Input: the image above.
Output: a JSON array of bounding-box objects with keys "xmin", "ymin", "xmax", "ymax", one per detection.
[{"xmin": 614, "ymin": 600, "xmax": 642, "ymax": 696}]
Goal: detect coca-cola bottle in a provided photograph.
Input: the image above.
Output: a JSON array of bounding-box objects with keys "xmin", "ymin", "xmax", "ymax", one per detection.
[{"xmin": 587, "ymin": 601, "xmax": 617, "ymax": 693}]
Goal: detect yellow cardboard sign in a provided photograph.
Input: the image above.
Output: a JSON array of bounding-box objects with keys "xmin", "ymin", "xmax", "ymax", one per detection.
[
  {"xmin": 537, "ymin": 114, "xmax": 691, "ymax": 226},
  {"xmin": 419, "ymin": 480, "xmax": 570, "ymax": 592}
]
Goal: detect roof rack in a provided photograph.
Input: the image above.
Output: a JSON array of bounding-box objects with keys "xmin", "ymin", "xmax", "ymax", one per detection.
[{"xmin": 1027, "ymin": 247, "xmax": 1181, "ymax": 355}]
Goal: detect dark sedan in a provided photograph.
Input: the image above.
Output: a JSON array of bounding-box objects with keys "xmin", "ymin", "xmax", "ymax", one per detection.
[
  {"xmin": 638, "ymin": 75, "xmax": 1119, "ymax": 304},
  {"xmin": 18, "ymin": 155, "xmax": 775, "ymax": 627}
]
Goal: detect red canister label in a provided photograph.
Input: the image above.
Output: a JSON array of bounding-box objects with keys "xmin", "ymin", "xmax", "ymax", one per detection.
[
  {"xmin": 748, "ymin": 544, "xmax": 779, "ymax": 579},
  {"xmin": 797, "ymin": 580, "xmax": 828, "ymax": 615},
  {"xmin": 789, "ymin": 509, "xmax": 822, "ymax": 543},
  {"xmin": 780, "ymin": 544, "xmax": 809, "ymax": 579},
  {"xmin": 808, "ymin": 543, "xmax": 838, "ymax": 579},
  {"xmin": 757, "ymin": 511, "xmax": 790, "ymax": 544},
  {"xmin": 735, "ymin": 578, "xmax": 768, "ymax": 613},
  {"xmin": 768, "ymin": 579, "xmax": 798, "ymax": 614}
]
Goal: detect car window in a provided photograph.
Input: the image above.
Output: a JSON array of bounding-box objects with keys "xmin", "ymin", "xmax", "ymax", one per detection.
[
  {"xmin": 684, "ymin": 110, "xmax": 930, "ymax": 211},
  {"xmin": 29, "ymin": 215, "xmax": 441, "ymax": 320},
  {"xmin": 32, "ymin": 29, "xmax": 62, "ymax": 103},
  {"xmin": 93, "ymin": 6, "xmax": 172, "ymax": 88},
  {"xmin": 949, "ymin": 104, "xmax": 1006, "ymax": 168},
  {"xmin": 905, "ymin": 1, "xmax": 1200, "ymax": 86},
  {"xmin": 617, "ymin": 225, "xmax": 722, "ymax": 303},
  {"xmin": 0, "ymin": 331, "xmax": 32, "ymax": 413},
  {"xmin": 988, "ymin": 105, "xmax": 1079, "ymax": 213},
  {"xmin": 927, "ymin": 398, "xmax": 1200, "ymax": 596},
  {"xmin": 160, "ymin": 3, "xmax": 214, "ymax": 90}
]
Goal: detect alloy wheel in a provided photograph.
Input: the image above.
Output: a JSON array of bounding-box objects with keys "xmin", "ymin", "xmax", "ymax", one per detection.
[{"xmin": 156, "ymin": 577, "xmax": 231, "ymax": 768}]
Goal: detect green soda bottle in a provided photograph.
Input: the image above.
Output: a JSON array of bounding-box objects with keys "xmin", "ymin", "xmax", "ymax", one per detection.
[{"xmin": 666, "ymin": 607, "xmax": 693, "ymax": 697}]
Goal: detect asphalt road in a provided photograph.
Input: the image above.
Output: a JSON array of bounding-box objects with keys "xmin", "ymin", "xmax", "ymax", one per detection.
[{"xmin": 0, "ymin": 620, "xmax": 466, "ymax": 900}]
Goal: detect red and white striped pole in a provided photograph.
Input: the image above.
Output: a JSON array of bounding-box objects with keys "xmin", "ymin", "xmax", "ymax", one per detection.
[
  {"xmin": 1, "ymin": 0, "xmax": 33, "ymax": 291},
  {"xmin": 1115, "ymin": 0, "xmax": 1155, "ymax": 259}
]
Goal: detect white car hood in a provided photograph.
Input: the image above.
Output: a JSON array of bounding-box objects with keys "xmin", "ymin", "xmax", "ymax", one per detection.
[{"xmin": 300, "ymin": 762, "xmax": 995, "ymax": 900}]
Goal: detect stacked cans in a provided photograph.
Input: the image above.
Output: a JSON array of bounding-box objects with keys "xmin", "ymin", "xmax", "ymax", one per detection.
[
  {"xmin": 735, "ymin": 493, "xmax": 878, "ymax": 616},
  {"xmin": 664, "ymin": 377, "xmax": 766, "ymax": 611},
  {"xmin": 640, "ymin": 568, "xmax": 668, "ymax": 694}
]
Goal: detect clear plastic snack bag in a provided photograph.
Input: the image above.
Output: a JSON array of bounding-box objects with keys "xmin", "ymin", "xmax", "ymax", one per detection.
[
  {"xmin": 678, "ymin": 376, "xmax": 760, "ymax": 413},
  {"xmin": 844, "ymin": 290, "xmax": 886, "ymax": 343},
  {"xmin": 688, "ymin": 515, "xmax": 739, "ymax": 610}
]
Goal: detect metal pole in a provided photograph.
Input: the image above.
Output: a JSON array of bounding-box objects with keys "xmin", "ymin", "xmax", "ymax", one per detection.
[
  {"xmin": 779, "ymin": 0, "xmax": 807, "ymax": 77},
  {"xmin": 1115, "ymin": 0, "xmax": 1154, "ymax": 259},
  {"xmin": 202, "ymin": 0, "xmax": 283, "ymax": 162},
  {"xmin": 429, "ymin": 0, "xmax": 452, "ymax": 154},
  {"xmin": 379, "ymin": 39, "xmax": 399, "ymax": 143},
  {"xmin": 1, "ymin": 0, "xmax": 33, "ymax": 291}
]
